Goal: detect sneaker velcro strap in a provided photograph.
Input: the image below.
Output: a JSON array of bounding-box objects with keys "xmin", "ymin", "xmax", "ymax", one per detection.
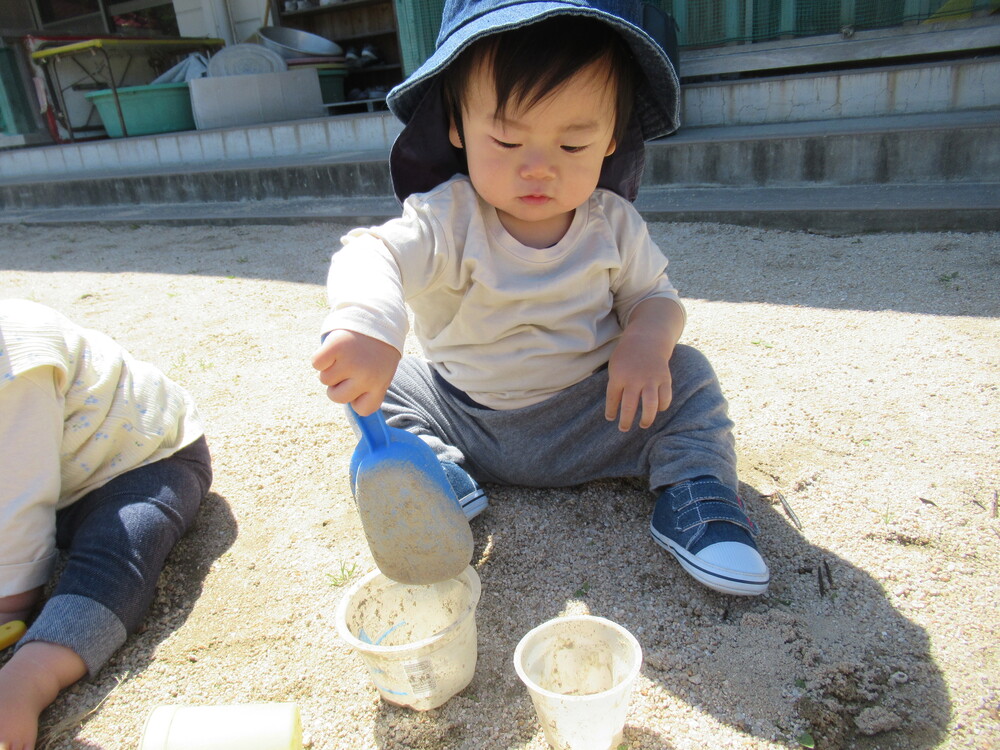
[
  {"xmin": 674, "ymin": 498, "xmax": 758, "ymax": 536},
  {"xmin": 667, "ymin": 479, "xmax": 759, "ymax": 536}
]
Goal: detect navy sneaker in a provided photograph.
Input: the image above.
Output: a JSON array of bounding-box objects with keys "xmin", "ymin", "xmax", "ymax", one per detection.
[
  {"xmin": 440, "ymin": 461, "xmax": 489, "ymax": 520},
  {"xmin": 650, "ymin": 478, "xmax": 769, "ymax": 596}
]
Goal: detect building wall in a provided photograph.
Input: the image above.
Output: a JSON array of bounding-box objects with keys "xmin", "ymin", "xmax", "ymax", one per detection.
[{"xmin": 0, "ymin": 0, "xmax": 37, "ymax": 36}]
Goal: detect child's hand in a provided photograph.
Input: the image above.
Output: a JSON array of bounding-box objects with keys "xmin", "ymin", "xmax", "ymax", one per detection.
[
  {"xmin": 0, "ymin": 642, "xmax": 87, "ymax": 750},
  {"xmin": 605, "ymin": 297, "xmax": 685, "ymax": 431},
  {"xmin": 0, "ymin": 685, "xmax": 39, "ymax": 750},
  {"xmin": 605, "ymin": 330, "xmax": 673, "ymax": 431},
  {"xmin": 312, "ymin": 330, "xmax": 401, "ymax": 416}
]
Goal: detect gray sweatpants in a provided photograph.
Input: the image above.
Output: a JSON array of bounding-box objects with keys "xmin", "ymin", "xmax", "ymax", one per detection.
[{"xmin": 381, "ymin": 344, "xmax": 737, "ymax": 492}]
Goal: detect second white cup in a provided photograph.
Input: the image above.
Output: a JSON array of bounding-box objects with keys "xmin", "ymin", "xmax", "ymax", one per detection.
[
  {"xmin": 140, "ymin": 703, "xmax": 301, "ymax": 750},
  {"xmin": 514, "ymin": 615, "xmax": 642, "ymax": 750}
]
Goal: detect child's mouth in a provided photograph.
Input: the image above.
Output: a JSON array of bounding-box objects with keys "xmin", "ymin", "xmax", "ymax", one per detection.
[{"xmin": 519, "ymin": 195, "xmax": 551, "ymax": 205}]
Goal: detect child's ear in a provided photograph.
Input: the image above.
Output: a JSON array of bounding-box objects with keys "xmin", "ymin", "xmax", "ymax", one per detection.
[
  {"xmin": 604, "ymin": 137, "xmax": 617, "ymax": 157},
  {"xmin": 448, "ymin": 115, "xmax": 464, "ymax": 149}
]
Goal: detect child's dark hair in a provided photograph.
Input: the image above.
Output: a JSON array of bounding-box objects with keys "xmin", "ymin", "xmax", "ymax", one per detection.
[{"xmin": 442, "ymin": 16, "xmax": 638, "ymax": 145}]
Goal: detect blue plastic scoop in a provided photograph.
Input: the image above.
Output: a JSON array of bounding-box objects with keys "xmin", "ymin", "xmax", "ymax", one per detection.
[{"xmin": 347, "ymin": 405, "xmax": 473, "ymax": 584}]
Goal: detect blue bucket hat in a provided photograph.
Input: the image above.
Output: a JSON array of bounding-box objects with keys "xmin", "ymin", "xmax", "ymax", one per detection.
[{"xmin": 387, "ymin": 0, "xmax": 681, "ymax": 203}]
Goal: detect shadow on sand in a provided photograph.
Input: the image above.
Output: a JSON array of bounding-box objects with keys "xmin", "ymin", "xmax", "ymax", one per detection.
[
  {"xmin": 366, "ymin": 480, "xmax": 948, "ymax": 749},
  {"xmin": 0, "ymin": 222, "xmax": 995, "ymax": 318},
  {"xmin": 33, "ymin": 491, "xmax": 238, "ymax": 747}
]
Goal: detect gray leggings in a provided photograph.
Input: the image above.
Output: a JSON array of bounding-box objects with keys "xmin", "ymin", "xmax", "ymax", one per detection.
[{"xmin": 381, "ymin": 344, "xmax": 737, "ymax": 492}]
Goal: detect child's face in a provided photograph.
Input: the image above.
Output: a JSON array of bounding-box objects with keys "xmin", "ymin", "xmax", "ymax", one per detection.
[{"xmin": 449, "ymin": 58, "xmax": 618, "ymax": 247}]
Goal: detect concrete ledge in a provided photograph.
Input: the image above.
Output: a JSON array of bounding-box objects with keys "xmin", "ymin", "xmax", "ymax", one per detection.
[
  {"xmin": 645, "ymin": 111, "xmax": 1000, "ymax": 186},
  {"xmin": 3, "ymin": 183, "xmax": 996, "ymax": 234},
  {"xmin": 634, "ymin": 183, "xmax": 1000, "ymax": 232},
  {"xmin": 3, "ymin": 112, "xmax": 995, "ymax": 211},
  {"xmin": 0, "ymin": 111, "xmax": 402, "ymax": 184},
  {"xmin": 0, "ymin": 157, "xmax": 395, "ymax": 209}
]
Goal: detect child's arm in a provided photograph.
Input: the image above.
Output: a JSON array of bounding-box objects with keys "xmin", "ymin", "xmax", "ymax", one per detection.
[
  {"xmin": 0, "ymin": 641, "xmax": 87, "ymax": 750},
  {"xmin": 311, "ymin": 329, "xmax": 402, "ymax": 416},
  {"xmin": 605, "ymin": 296, "xmax": 685, "ymax": 431}
]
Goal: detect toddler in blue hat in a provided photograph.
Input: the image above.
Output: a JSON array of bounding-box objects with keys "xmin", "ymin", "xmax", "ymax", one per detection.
[{"xmin": 312, "ymin": 0, "xmax": 769, "ymax": 595}]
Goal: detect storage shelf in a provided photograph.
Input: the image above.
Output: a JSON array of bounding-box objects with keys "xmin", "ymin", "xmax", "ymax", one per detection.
[
  {"xmin": 279, "ymin": 0, "xmax": 388, "ymax": 18},
  {"xmin": 273, "ymin": 0, "xmax": 405, "ymax": 105},
  {"xmin": 334, "ymin": 28, "xmax": 396, "ymax": 43},
  {"xmin": 345, "ymin": 62, "xmax": 400, "ymax": 73}
]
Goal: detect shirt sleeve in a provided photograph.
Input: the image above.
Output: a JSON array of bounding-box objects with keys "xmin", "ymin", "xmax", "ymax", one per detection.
[
  {"xmin": 607, "ymin": 197, "xmax": 686, "ymax": 328},
  {"xmin": 0, "ymin": 367, "xmax": 63, "ymax": 597},
  {"xmin": 320, "ymin": 195, "xmax": 448, "ymax": 353}
]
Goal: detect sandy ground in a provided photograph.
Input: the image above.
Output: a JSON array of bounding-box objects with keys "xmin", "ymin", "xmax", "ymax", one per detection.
[{"xmin": 0, "ymin": 220, "xmax": 997, "ymax": 750}]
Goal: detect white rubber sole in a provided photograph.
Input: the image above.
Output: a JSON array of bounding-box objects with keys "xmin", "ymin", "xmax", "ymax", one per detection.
[
  {"xmin": 459, "ymin": 489, "xmax": 488, "ymax": 520},
  {"xmin": 651, "ymin": 524, "xmax": 770, "ymax": 596}
]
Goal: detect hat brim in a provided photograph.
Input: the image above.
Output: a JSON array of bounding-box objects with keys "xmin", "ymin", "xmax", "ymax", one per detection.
[{"xmin": 387, "ymin": 2, "xmax": 680, "ymax": 140}]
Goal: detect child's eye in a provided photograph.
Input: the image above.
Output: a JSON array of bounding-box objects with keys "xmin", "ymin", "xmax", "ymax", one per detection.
[
  {"xmin": 561, "ymin": 145, "xmax": 587, "ymax": 153},
  {"xmin": 492, "ymin": 138, "xmax": 519, "ymax": 149}
]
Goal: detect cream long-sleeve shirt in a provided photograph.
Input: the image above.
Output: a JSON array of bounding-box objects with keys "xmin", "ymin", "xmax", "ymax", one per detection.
[
  {"xmin": 322, "ymin": 176, "xmax": 683, "ymax": 409},
  {"xmin": 0, "ymin": 299, "xmax": 203, "ymax": 597}
]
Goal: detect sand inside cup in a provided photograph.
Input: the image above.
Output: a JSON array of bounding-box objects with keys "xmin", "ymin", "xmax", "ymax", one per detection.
[
  {"xmin": 515, "ymin": 615, "xmax": 643, "ymax": 750},
  {"xmin": 335, "ymin": 566, "xmax": 480, "ymax": 711}
]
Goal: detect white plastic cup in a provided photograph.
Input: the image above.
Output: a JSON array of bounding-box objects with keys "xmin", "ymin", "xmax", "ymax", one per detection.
[
  {"xmin": 335, "ymin": 565, "xmax": 481, "ymax": 711},
  {"xmin": 514, "ymin": 615, "xmax": 643, "ymax": 750},
  {"xmin": 139, "ymin": 703, "xmax": 302, "ymax": 750}
]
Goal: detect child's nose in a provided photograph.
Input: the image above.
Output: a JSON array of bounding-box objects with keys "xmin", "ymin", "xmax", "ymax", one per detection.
[{"xmin": 519, "ymin": 151, "xmax": 554, "ymax": 180}]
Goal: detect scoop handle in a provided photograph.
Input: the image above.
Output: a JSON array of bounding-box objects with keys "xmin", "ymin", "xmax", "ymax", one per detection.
[{"xmin": 346, "ymin": 404, "xmax": 391, "ymax": 451}]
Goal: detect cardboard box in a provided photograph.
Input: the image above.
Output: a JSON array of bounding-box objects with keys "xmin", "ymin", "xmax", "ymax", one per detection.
[{"xmin": 189, "ymin": 68, "xmax": 325, "ymax": 130}]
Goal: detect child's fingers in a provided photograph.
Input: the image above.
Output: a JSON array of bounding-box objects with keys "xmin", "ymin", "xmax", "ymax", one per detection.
[
  {"xmin": 605, "ymin": 382, "xmax": 623, "ymax": 423},
  {"xmin": 350, "ymin": 389, "xmax": 386, "ymax": 417},
  {"xmin": 310, "ymin": 335, "xmax": 339, "ymax": 371},
  {"xmin": 638, "ymin": 386, "xmax": 660, "ymax": 428},
  {"xmin": 657, "ymin": 380, "xmax": 673, "ymax": 412},
  {"xmin": 616, "ymin": 390, "xmax": 640, "ymax": 432},
  {"xmin": 606, "ymin": 378, "xmax": 639, "ymax": 431},
  {"xmin": 325, "ymin": 375, "xmax": 369, "ymax": 407},
  {"xmin": 635, "ymin": 378, "xmax": 673, "ymax": 429}
]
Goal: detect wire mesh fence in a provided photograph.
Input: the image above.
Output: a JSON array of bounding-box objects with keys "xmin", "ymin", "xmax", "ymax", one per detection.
[
  {"xmin": 393, "ymin": 0, "xmax": 997, "ymax": 71},
  {"xmin": 652, "ymin": 0, "xmax": 998, "ymax": 48}
]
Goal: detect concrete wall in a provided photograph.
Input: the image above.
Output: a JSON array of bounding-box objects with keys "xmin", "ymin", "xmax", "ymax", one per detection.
[
  {"xmin": 682, "ymin": 57, "xmax": 1000, "ymax": 128},
  {"xmin": 0, "ymin": 110, "xmax": 403, "ymax": 181}
]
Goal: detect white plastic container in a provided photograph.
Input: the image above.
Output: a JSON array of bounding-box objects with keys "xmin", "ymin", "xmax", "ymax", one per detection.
[
  {"xmin": 514, "ymin": 615, "xmax": 643, "ymax": 750},
  {"xmin": 139, "ymin": 703, "xmax": 302, "ymax": 750},
  {"xmin": 335, "ymin": 565, "xmax": 481, "ymax": 710},
  {"xmin": 188, "ymin": 68, "xmax": 324, "ymax": 130}
]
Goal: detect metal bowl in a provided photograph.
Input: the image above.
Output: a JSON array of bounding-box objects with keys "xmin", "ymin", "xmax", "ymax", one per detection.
[{"xmin": 255, "ymin": 26, "xmax": 343, "ymax": 59}]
